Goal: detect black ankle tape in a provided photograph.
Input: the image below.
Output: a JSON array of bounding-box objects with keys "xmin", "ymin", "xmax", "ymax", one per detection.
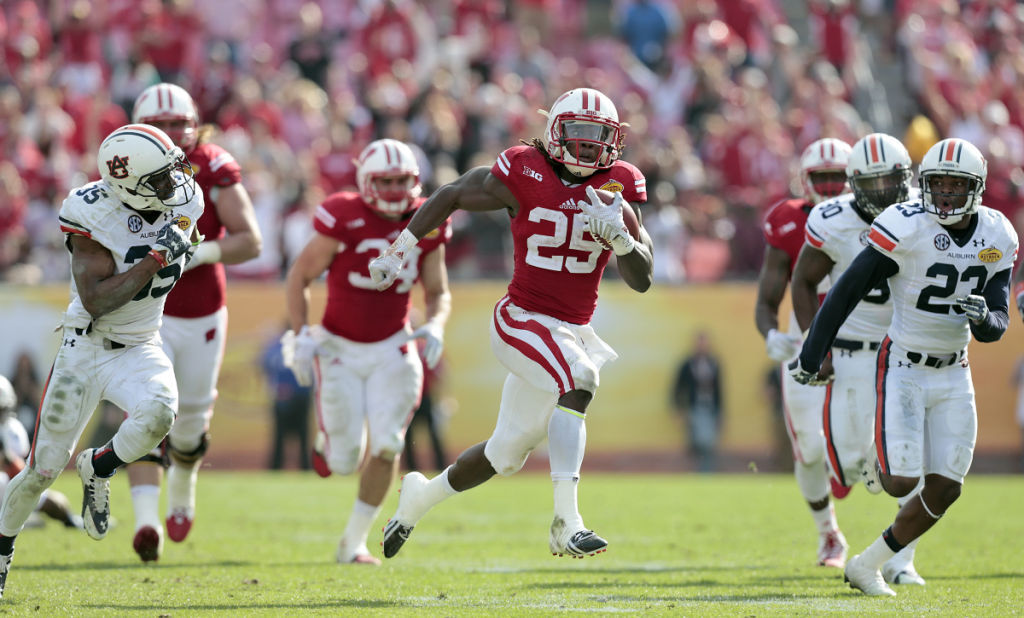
[{"xmin": 882, "ymin": 526, "xmax": 905, "ymax": 553}]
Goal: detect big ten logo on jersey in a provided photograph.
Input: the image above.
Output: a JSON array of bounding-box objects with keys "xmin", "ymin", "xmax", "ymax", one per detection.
[
  {"xmin": 522, "ymin": 166, "xmax": 543, "ymax": 182},
  {"xmin": 351, "ymin": 238, "xmax": 420, "ymax": 294}
]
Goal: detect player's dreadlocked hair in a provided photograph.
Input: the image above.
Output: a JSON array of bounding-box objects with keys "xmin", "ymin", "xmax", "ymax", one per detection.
[{"xmin": 523, "ymin": 137, "xmax": 549, "ymax": 158}]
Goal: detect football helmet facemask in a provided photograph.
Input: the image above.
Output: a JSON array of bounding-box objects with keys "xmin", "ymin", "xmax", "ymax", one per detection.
[
  {"xmin": 97, "ymin": 124, "xmax": 196, "ymax": 212},
  {"xmin": 541, "ymin": 88, "xmax": 623, "ymax": 177},
  {"xmin": 846, "ymin": 133, "xmax": 913, "ymax": 220},
  {"xmin": 132, "ymin": 83, "xmax": 199, "ymax": 151},
  {"xmin": 919, "ymin": 138, "xmax": 986, "ymax": 225},
  {"xmin": 799, "ymin": 138, "xmax": 852, "ymax": 204},
  {"xmin": 355, "ymin": 139, "xmax": 421, "ymax": 216}
]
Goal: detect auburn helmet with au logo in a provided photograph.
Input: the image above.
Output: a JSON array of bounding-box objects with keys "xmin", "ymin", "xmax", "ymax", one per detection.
[{"xmin": 97, "ymin": 124, "xmax": 196, "ymax": 212}]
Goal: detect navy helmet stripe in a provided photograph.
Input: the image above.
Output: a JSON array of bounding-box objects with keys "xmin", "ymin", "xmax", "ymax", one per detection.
[{"xmin": 101, "ymin": 130, "xmax": 167, "ymax": 155}]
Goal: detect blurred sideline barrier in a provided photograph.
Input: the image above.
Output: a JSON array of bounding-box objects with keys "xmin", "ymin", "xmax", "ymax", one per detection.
[{"xmin": 2, "ymin": 282, "xmax": 1021, "ymax": 470}]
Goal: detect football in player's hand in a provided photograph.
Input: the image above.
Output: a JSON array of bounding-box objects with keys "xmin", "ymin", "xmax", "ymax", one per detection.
[{"xmin": 588, "ymin": 189, "xmax": 641, "ymax": 243}]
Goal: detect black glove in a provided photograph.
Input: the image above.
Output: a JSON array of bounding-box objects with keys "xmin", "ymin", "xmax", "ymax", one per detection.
[{"xmin": 152, "ymin": 217, "xmax": 191, "ymax": 264}]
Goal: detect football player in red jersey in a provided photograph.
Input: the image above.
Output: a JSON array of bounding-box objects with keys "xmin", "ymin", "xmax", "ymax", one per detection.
[
  {"xmin": 284, "ymin": 139, "xmax": 451, "ymax": 565},
  {"xmin": 754, "ymin": 138, "xmax": 853, "ymax": 569},
  {"xmin": 125, "ymin": 83, "xmax": 262, "ymax": 562},
  {"xmin": 370, "ymin": 87, "xmax": 653, "ymax": 560}
]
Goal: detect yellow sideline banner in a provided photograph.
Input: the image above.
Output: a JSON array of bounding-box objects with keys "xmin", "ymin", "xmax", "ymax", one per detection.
[{"xmin": 2, "ymin": 282, "xmax": 1021, "ymax": 461}]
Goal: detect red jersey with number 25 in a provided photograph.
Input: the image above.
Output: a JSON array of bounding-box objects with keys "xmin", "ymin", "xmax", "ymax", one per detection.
[
  {"xmin": 314, "ymin": 192, "xmax": 450, "ymax": 343},
  {"xmin": 491, "ymin": 146, "xmax": 646, "ymax": 324}
]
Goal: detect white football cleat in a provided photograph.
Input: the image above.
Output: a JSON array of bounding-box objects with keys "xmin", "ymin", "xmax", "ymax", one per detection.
[
  {"xmin": 381, "ymin": 472, "xmax": 430, "ymax": 558},
  {"xmin": 844, "ymin": 554, "xmax": 896, "ymax": 596},
  {"xmin": 549, "ymin": 516, "xmax": 608, "ymax": 558},
  {"xmin": 882, "ymin": 543, "xmax": 925, "ymax": 585},
  {"xmin": 76, "ymin": 449, "xmax": 111, "ymax": 540},
  {"xmin": 817, "ymin": 529, "xmax": 848, "ymax": 568},
  {"xmin": 0, "ymin": 550, "xmax": 13, "ymax": 599}
]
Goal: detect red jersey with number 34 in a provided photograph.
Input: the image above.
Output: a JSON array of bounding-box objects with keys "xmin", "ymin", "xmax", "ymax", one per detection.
[
  {"xmin": 491, "ymin": 146, "xmax": 646, "ymax": 324},
  {"xmin": 314, "ymin": 192, "xmax": 450, "ymax": 342}
]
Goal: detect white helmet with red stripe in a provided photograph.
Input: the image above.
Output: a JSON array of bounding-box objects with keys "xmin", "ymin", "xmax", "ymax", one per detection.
[
  {"xmin": 97, "ymin": 124, "xmax": 196, "ymax": 212},
  {"xmin": 132, "ymin": 83, "xmax": 199, "ymax": 151},
  {"xmin": 542, "ymin": 87, "xmax": 623, "ymax": 177},
  {"xmin": 846, "ymin": 133, "xmax": 913, "ymax": 220},
  {"xmin": 355, "ymin": 139, "xmax": 421, "ymax": 216},
  {"xmin": 919, "ymin": 138, "xmax": 987, "ymax": 225},
  {"xmin": 799, "ymin": 138, "xmax": 852, "ymax": 204}
]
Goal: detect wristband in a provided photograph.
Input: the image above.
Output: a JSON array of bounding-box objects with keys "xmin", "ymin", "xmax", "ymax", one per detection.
[
  {"xmin": 391, "ymin": 228, "xmax": 419, "ymax": 255},
  {"xmin": 148, "ymin": 249, "xmax": 169, "ymax": 268}
]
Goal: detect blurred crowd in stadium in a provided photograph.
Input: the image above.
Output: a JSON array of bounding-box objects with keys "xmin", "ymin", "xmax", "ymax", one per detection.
[{"xmin": 1, "ymin": 0, "xmax": 1023, "ymax": 285}]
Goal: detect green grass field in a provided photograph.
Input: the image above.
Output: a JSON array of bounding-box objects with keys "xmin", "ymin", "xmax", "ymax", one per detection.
[{"xmin": 3, "ymin": 471, "xmax": 1022, "ymax": 616}]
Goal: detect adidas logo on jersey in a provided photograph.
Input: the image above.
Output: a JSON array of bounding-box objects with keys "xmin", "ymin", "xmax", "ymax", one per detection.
[{"xmin": 556, "ymin": 199, "xmax": 579, "ymax": 211}]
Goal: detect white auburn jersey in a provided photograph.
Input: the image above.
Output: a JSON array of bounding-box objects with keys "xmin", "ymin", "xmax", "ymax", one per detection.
[
  {"xmin": 867, "ymin": 201, "xmax": 1018, "ymax": 355},
  {"xmin": 804, "ymin": 188, "xmax": 920, "ymax": 343},
  {"xmin": 58, "ymin": 179, "xmax": 205, "ymax": 345}
]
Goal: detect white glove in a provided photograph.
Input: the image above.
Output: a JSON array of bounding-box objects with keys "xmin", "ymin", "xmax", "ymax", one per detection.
[
  {"xmin": 578, "ymin": 186, "xmax": 636, "ymax": 256},
  {"xmin": 956, "ymin": 295, "xmax": 988, "ymax": 323},
  {"xmin": 281, "ymin": 326, "xmax": 318, "ymax": 387},
  {"xmin": 765, "ymin": 329, "xmax": 801, "ymax": 362},
  {"xmin": 788, "ymin": 358, "xmax": 830, "ymax": 386},
  {"xmin": 409, "ymin": 321, "xmax": 444, "ymax": 369},
  {"xmin": 369, "ymin": 229, "xmax": 418, "ymax": 290}
]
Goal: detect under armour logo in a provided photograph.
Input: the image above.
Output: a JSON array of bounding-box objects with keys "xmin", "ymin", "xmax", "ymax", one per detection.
[
  {"xmin": 106, "ymin": 155, "xmax": 130, "ymax": 179},
  {"xmin": 972, "ymin": 238, "xmax": 985, "ymax": 247},
  {"xmin": 63, "ymin": 338, "xmax": 75, "ymax": 347}
]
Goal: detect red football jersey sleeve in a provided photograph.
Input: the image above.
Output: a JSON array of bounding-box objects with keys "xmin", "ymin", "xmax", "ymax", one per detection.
[
  {"xmin": 491, "ymin": 146, "xmax": 646, "ymax": 324},
  {"xmin": 164, "ymin": 142, "xmax": 244, "ymax": 318},
  {"xmin": 314, "ymin": 193, "xmax": 449, "ymax": 342},
  {"xmin": 762, "ymin": 197, "xmax": 813, "ymax": 277}
]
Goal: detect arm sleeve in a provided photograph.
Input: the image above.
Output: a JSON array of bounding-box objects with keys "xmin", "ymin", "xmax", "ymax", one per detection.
[
  {"xmin": 798, "ymin": 247, "xmax": 899, "ymax": 371},
  {"xmin": 970, "ymin": 267, "xmax": 1011, "ymax": 342}
]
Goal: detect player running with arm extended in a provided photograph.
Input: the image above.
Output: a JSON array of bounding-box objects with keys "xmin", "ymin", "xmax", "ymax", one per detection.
[
  {"xmin": 370, "ymin": 87, "xmax": 653, "ymax": 560},
  {"xmin": 792, "ymin": 132, "xmax": 926, "ymax": 586},
  {"xmin": 791, "ymin": 138, "xmax": 1017, "ymax": 596},
  {"xmin": 0, "ymin": 124, "xmax": 203, "ymax": 599},
  {"xmin": 284, "ymin": 139, "xmax": 451, "ymax": 565}
]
